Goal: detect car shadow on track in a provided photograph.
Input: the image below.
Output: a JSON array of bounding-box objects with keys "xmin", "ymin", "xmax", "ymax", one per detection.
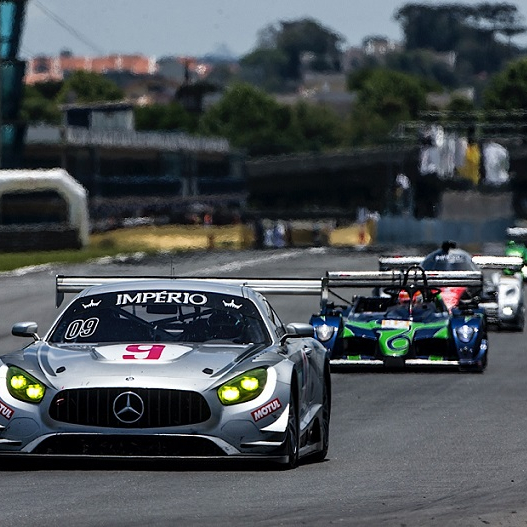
[
  {"xmin": 330, "ymin": 365, "xmax": 464, "ymax": 374},
  {"xmin": 0, "ymin": 456, "xmax": 329, "ymax": 472}
]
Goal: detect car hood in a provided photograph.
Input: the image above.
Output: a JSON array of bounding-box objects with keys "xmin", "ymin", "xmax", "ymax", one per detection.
[{"xmin": 2, "ymin": 341, "xmax": 269, "ymax": 391}]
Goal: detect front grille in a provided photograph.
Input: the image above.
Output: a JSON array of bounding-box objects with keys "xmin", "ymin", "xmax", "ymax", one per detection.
[
  {"xmin": 49, "ymin": 388, "xmax": 211, "ymax": 428},
  {"xmin": 337, "ymin": 336, "xmax": 377, "ymax": 358},
  {"xmin": 32, "ymin": 435, "xmax": 225, "ymax": 456},
  {"xmin": 414, "ymin": 338, "xmax": 455, "ymax": 359}
]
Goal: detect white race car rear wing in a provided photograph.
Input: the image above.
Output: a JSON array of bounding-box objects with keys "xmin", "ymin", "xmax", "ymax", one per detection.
[
  {"xmin": 379, "ymin": 255, "xmax": 523, "ymax": 272},
  {"xmin": 507, "ymin": 227, "xmax": 527, "ymax": 242},
  {"xmin": 55, "ymin": 275, "xmax": 323, "ymax": 307},
  {"xmin": 471, "ymin": 255, "xmax": 523, "ymax": 271}
]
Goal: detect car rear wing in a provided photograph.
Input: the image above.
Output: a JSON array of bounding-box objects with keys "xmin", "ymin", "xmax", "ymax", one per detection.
[
  {"xmin": 379, "ymin": 255, "xmax": 523, "ymax": 272},
  {"xmin": 325, "ymin": 270, "xmax": 483, "ymax": 288},
  {"xmin": 379, "ymin": 256, "xmax": 423, "ymax": 270},
  {"xmin": 55, "ymin": 275, "xmax": 323, "ymax": 307},
  {"xmin": 321, "ymin": 270, "xmax": 483, "ymax": 311},
  {"xmin": 507, "ymin": 227, "xmax": 527, "ymax": 243},
  {"xmin": 471, "ymin": 255, "xmax": 523, "ymax": 271}
]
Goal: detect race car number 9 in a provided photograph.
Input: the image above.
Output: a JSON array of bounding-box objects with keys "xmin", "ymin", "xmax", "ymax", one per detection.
[
  {"xmin": 123, "ymin": 344, "xmax": 165, "ymax": 360},
  {"xmin": 65, "ymin": 318, "xmax": 99, "ymax": 340}
]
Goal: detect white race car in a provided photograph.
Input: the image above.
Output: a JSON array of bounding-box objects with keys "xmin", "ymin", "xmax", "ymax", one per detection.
[{"xmin": 379, "ymin": 241, "xmax": 524, "ymax": 331}]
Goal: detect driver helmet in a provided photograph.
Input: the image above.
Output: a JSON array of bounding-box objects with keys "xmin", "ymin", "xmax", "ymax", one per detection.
[
  {"xmin": 398, "ymin": 291, "xmax": 411, "ymax": 304},
  {"xmin": 413, "ymin": 291, "xmax": 423, "ymax": 303},
  {"xmin": 398, "ymin": 291, "xmax": 423, "ymax": 304}
]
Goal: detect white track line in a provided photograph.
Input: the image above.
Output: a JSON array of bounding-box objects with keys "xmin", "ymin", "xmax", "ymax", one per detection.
[{"xmin": 183, "ymin": 247, "xmax": 327, "ymax": 275}]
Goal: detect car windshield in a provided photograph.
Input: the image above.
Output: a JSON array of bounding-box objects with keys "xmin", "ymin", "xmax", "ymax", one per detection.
[{"xmin": 48, "ymin": 289, "xmax": 271, "ymax": 345}]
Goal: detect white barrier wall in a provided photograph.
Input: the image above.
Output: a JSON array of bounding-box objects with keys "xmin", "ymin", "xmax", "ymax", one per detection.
[
  {"xmin": 377, "ymin": 190, "xmax": 513, "ymax": 247},
  {"xmin": 376, "ymin": 215, "xmax": 512, "ymax": 246},
  {"xmin": 0, "ymin": 168, "xmax": 89, "ymax": 247}
]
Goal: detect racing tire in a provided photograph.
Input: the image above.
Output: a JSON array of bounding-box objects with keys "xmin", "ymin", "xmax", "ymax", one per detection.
[
  {"xmin": 514, "ymin": 307, "xmax": 525, "ymax": 332},
  {"xmin": 481, "ymin": 349, "xmax": 488, "ymax": 370},
  {"xmin": 283, "ymin": 393, "xmax": 300, "ymax": 469},
  {"xmin": 460, "ymin": 353, "xmax": 487, "ymax": 373},
  {"xmin": 310, "ymin": 378, "xmax": 330, "ymax": 463}
]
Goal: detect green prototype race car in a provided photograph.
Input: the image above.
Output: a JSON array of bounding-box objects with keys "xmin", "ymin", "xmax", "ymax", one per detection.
[
  {"xmin": 309, "ymin": 266, "xmax": 488, "ymax": 372},
  {"xmin": 506, "ymin": 227, "xmax": 527, "ymax": 280}
]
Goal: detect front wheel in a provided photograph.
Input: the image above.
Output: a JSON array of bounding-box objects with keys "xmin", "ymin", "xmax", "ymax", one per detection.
[
  {"xmin": 514, "ymin": 306, "xmax": 525, "ymax": 332},
  {"xmin": 310, "ymin": 379, "xmax": 330, "ymax": 463},
  {"xmin": 460, "ymin": 353, "xmax": 487, "ymax": 373},
  {"xmin": 283, "ymin": 394, "xmax": 299, "ymax": 469}
]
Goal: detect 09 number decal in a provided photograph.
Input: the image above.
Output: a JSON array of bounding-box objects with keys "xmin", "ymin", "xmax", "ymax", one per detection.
[{"xmin": 65, "ymin": 318, "xmax": 100, "ymax": 340}]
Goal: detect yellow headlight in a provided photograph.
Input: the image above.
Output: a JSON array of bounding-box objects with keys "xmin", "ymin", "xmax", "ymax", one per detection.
[
  {"xmin": 217, "ymin": 368, "xmax": 267, "ymax": 405},
  {"xmin": 26, "ymin": 384, "xmax": 46, "ymax": 401},
  {"xmin": 240, "ymin": 377, "xmax": 259, "ymax": 391},
  {"xmin": 7, "ymin": 366, "xmax": 46, "ymax": 404},
  {"xmin": 10, "ymin": 375, "xmax": 27, "ymax": 390},
  {"xmin": 218, "ymin": 386, "xmax": 240, "ymax": 403}
]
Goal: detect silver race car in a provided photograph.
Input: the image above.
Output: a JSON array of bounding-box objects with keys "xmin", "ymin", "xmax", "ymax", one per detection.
[{"xmin": 0, "ymin": 276, "xmax": 330, "ymax": 468}]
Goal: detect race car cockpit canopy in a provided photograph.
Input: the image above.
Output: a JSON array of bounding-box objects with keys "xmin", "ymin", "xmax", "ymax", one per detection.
[{"xmin": 421, "ymin": 241, "xmax": 479, "ymax": 272}]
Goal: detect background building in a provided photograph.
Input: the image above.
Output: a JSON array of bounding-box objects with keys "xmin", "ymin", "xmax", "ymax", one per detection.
[{"xmin": 0, "ymin": 0, "xmax": 28, "ymax": 168}]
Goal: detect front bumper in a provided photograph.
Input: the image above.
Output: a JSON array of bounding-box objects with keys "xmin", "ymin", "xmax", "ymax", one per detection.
[
  {"xmin": 0, "ymin": 374, "xmax": 293, "ymax": 457},
  {"xmin": 479, "ymin": 301, "xmax": 521, "ymax": 327},
  {"xmin": 331, "ymin": 358, "xmax": 461, "ymax": 367},
  {"xmin": 0, "ymin": 430, "xmax": 289, "ymax": 460}
]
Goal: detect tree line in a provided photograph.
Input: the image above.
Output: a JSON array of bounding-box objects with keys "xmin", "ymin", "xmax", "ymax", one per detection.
[{"xmin": 23, "ymin": 2, "xmax": 527, "ymax": 156}]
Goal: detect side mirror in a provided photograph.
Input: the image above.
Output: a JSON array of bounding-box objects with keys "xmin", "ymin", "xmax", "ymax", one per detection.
[
  {"xmin": 12, "ymin": 322, "xmax": 40, "ymax": 341},
  {"xmin": 280, "ymin": 322, "xmax": 314, "ymax": 345}
]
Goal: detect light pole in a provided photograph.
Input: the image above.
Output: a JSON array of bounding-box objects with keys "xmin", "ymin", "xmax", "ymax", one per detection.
[{"xmin": 0, "ymin": 1, "xmax": 3, "ymax": 168}]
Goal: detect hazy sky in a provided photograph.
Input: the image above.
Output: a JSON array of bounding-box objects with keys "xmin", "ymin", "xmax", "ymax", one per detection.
[{"xmin": 21, "ymin": 0, "xmax": 527, "ymax": 59}]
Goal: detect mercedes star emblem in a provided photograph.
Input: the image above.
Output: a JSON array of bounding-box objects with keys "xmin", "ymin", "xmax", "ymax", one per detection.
[{"xmin": 113, "ymin": 391, "xmax": 144, "ymax": 424}]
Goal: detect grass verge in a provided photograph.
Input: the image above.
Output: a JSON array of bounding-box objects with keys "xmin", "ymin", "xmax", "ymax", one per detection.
[
  {"xmin": 0, "ymin": 223, "xmax": 368, "ymax": 273},
  {"xmin": 0, "ymin": 224, "xmax": 251, "ymax": 272}
]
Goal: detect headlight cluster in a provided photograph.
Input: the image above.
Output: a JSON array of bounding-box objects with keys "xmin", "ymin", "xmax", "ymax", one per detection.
[
  {"xmin": 500, "ymin": 284, "xmax": 520, "ymax": 317},
  {"xmin": 455, "ymin": 325, "xmax": 475, "ymax": 343},
  {"xmin": 7, "ymin": 366, "xmax": 46, "ymax": 403},
  {"xmin": 315, "ymin": 324, "xmax": 335, "ymax": 342},
  {"xmin": 217, "ymin": 368, "xmax": 267, "ymax": 405},
  {"xmin": 503, "ymin": 286, "xmax": 519, "ymax": 298}
]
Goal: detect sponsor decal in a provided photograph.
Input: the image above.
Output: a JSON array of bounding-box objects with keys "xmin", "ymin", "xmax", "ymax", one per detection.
[
  {"xmin": 381, "ymin": 320, "xmax": 410, "ymax": 329},
  {"xmin": 0, "ymin": 400, "xmax": 14, "ymax": 420},
  {"xmin": 82, "ymin": 299, "xmax": 102, "ymax": 309},
  {"xmin": 434, "ymin": 254, "xmax": 465, "ymax": 262},
  {"xmin": 116, "ymin": 291, "xmax": 207, "ymax": 306},
  {"xmin": 251, "ymin": 398, "xmax": 282, "ymax": 422},
  {"xmin": 223, "ymin": 299, "xmax": 242, "ymax": 309}
]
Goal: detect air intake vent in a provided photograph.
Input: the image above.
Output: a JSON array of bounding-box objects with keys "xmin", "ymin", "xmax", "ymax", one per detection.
[{"xmin": 50, "ymin": 388, "xmax": 211, "ymax": 428}]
